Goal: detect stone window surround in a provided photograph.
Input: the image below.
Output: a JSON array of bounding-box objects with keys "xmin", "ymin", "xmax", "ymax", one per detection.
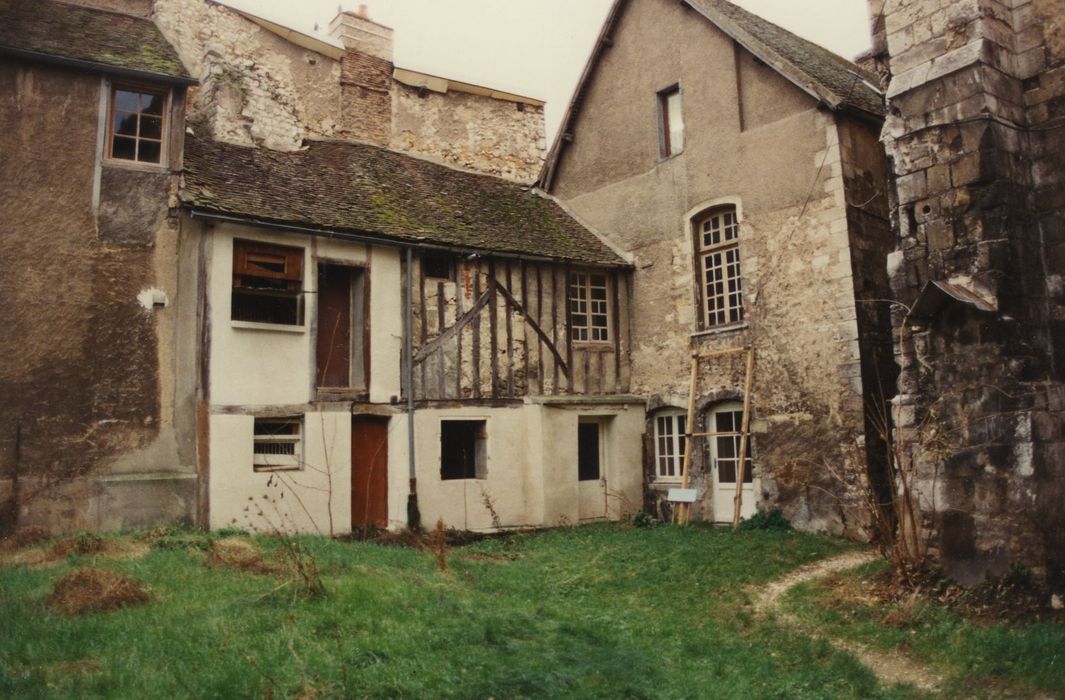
[{"xmin": 652, "ymin": 408, "xmax": 687, "ymax": 482}]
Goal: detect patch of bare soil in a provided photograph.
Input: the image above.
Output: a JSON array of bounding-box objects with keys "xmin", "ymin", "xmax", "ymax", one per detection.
[
  {"xmin": 47, "ymin": 567, "xmax": 152, "ymax": 616},
  {"xmin": 203, "ymin": 537, "xmax": 285, "ymax": 577},
  {"xmin": 854, "ymin": 566, "xmax": 1063, "ymax": 626},
  {"xmin": 753, "ymin": 550, "xmax": 945, "ymax": 693},
  {"xmin": 1, "ymin": 534, "xmax": 150, "ymax": 568}
]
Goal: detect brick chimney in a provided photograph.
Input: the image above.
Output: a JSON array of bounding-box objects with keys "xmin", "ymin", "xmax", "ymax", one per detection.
[{"xmin": 329, "ymin": 5, "xmax": 394, "ymax": 145}]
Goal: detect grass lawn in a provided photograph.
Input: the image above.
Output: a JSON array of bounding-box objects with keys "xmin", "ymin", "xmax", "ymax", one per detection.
[
  {"xmin": 0, "ymin": 523, "xmax": 1022, "ymax": 699},
  {"xmin": 783, "ymin": 560, "xmax": 1065, "ymax": 699}
]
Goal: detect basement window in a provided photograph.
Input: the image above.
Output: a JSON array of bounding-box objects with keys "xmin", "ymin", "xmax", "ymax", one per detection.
[
  {"xmin": 232, "ymin": 239, "xmax": 305, "ymax": 326},
  {"xmin": 253, "ymin": 417, "xmax": 303, "ymax": 471},
  {"xmin": 107, "ymin": 85, "xmax": 168, "ymax": 165},
  {"xmin": 658, "ymin": 85, "xmax": 684, "ymax": 158},
  {"xmin": 569, "ymin": 272, "xmax": 610, "ymax": 343},
  {"xmin": 440, "ymin": 420, "xmax": 487, "ymax": 480}
]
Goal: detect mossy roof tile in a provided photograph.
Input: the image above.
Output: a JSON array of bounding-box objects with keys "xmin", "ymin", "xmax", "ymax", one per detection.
[
  {"xmin": 0, "ymin": 0, "xmax": 191, "ymax": 82},
  {"xmin": 182, "ymin": 136, "xmax": 625, "ymax": 267}
]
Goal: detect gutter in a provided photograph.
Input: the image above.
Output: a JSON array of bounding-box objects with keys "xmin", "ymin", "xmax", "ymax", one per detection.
[
  {"xmin": 404, "ymin": 246, "xmax": 420, "ymax": 530},
  {"xmin": 0, "ymin": 46, "xmax": 197, "ymax": 86},
  {"xmin": 187, "ymin": 209, "xmax": 633, "ymax": 269}
]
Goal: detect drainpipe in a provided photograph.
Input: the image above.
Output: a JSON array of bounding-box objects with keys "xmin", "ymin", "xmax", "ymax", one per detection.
[{"xmin": 405, "ymin": 246, "xmax": 421, "ymax": 530}]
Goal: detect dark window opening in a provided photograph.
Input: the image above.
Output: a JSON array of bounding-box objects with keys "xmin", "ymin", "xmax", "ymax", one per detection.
[
  {"xmin": 422, "ymin": 252, "xmax": 454, "ymax": 280},
  {"xmin": 253, "ymin": 417, "xmax": 302, "ymax": 471},
  {"xmin": 232, "ymin": 239, "xmax": 304, "ymax": 325},
  {"xmin": 441, "ymin": 420, "xmax": 487, "ymax": 480},
  {"xmin": 578, "ymin": 421, "xmax": 601, "ymax": 481}
]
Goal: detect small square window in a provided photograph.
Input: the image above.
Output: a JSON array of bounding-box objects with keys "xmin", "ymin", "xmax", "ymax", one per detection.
[
  {"xmin": 440, "ymin": 420, "xmax": 487, "ymax": 480},
  {"xmin": 232, "ymin": 239, "xmax": 305, "ymax": 326},
  {"xmin": 107, "ymin": 85, "xmax": 168, "ymax": 165},
  {"xmin": 422, "ymin": 252, "xmax": 454, "ymax": 280},
  {"xmin": 253, "ymin": 417, "xmax": 303, "ymax": 471},
  {"xmin": 658, "ymin": 85, "xmax": 684, "ymax": 158}
]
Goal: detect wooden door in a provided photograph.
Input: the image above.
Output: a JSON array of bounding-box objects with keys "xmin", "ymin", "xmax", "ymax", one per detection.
[
  {"xmin": 352, "ymin": 415, "xmax": 389, "ymax": 529},
  {"xmin": 317, "ymin": 264, "xmax": 352, "ymax": 388}
]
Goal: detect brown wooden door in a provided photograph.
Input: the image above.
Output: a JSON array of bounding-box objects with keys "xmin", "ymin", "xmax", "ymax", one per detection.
[
  {"xmin": 352, "ymin": 415, "xmax": 389, "ymax": 529},
  {"xmin": 317, "ymin": 264, "xmax": 352, "ymax": 388}
]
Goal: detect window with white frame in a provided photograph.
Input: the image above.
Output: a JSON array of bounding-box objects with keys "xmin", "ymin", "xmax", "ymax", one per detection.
[
  {"xmin": 653, "ymin": 410, "xmax": 687, "ymax": 480},
  {"xmin": 253, "ymin": 417, "xmax": 303, "ymax": 471},
  {"xmin": 569, "ymin": 271, "xmax": 610, "ymax": 342},
  {"xmin": 708, "ymin": 402, "xmax": 753, "ymax": 484},
  {"xmin": 696, "ymin": 207, "xmax": 744, "ymax": 328}
]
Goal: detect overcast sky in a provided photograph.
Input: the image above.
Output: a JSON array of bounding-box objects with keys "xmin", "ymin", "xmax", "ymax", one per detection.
[{"xmin": 221, "ymin": 0, "xmax": 874, "ymax": 141}]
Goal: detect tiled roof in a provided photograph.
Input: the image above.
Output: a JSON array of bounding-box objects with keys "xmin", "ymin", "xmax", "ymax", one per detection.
[
  {"xmin": 686, "ymin": 0, "xmax": 883, "ymax": 116},
  {"xmin": 181, "ymin": 136, "xmax": 626, "ymax": 266},
  {"xmin": 0, "ymin": 0, "xmax": 192, "ymax": 83}
]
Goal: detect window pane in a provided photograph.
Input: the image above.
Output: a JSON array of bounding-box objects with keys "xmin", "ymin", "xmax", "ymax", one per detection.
[
  {"xmin": 140, "ymin": 116, "xmax": 163, "ymax": 140},
  {"xmin": 141, "ymin": 93, "xmax": 165, "ymax": 115},
  {"xmin": 138, "ymin": 139, "xmax": 162, "ymax": 163},
  {"xmin": 666, "ymin": 90, "xmax": 684, "ymax": 153},
  {"xmin": 718, "ymin": 459, "xmax": 737, "ymax": 483},
  {"xmin": 114, "ymin": 89, "xmax": 139, "ymax": 112},
  {"xmin": 111, "ymin": 136, "xmax": 136, "ymax": 160},
  {"xmin": 113, "ymin": 112, "xmax": 138, "ymax": 136}
]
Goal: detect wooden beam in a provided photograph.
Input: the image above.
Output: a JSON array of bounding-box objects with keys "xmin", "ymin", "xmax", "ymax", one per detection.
[
  {"xmin": 455, "ymin": 267, "xmax": 464, "ymax": 399},
  {"xmin": 471, "ymin": 264, "xmax": 482, "ymax": 399},
  {"xmin": 520, "ymin": 261, "xmax": 529, "ymax": 395},
  {"xmin": 693, "ymin": 346, "xmax": 749, "ymax": 359},
  {"xmin": 505, "ymin": 261, "xmax": 514, "ymax": 397},
  {"xmin": 413, "ymin": 287, "xmax": 490, "ymax": 364},
  {"xmin": 489, "ymin": 259, "xmax": 499, "ymax": 398},
  {"xmin": 732, "ymin": 347, "xmax": 756, "ymax": 530},
  {"xmin": 437, "ymin": 280, "xmax": 446, "ymax": 400}
]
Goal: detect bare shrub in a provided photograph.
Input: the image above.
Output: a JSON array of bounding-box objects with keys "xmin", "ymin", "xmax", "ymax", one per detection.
[
  {"xmin": 429, "ymin": 519, "xmax": 448, "ymax": 572},
  {"xmin": 47, "ymin": 566, "xmax": 151, "ymax": 615}
]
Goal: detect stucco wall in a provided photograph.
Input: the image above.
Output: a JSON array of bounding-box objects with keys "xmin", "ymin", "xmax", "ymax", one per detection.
[
  {"xmin": 0, "ymin": 59, "xmax": 195, "ymax": 532},
  {"xmin": 550, "ymin": 0, "xmax": 883, "ymax": 534}
]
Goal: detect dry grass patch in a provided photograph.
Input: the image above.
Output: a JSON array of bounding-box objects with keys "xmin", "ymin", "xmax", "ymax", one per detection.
[
  {"xmin": 204, "ymin": 537, "xmax": 285, "ymax": 577},
  {"xmin": 1, "ymin": 533, "xmax": 149, "ymax": 569},
  {"xmin": 47, "ymin": 567, "xmax": 152, "ymax": 616},
  {"xmin": 0, "ymin": 526, "xmax": 51, "ymax": 553}
]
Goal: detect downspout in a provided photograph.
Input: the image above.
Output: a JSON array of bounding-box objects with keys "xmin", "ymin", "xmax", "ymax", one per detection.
[{"xmin": 405, "ymin": 246, "xmax": 421, "ymax": 530}]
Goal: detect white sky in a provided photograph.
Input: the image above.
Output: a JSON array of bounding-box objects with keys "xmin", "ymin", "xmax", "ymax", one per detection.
[{"xmin": 222, "ymin": 0, "xmax": 874, "ymax": 141}]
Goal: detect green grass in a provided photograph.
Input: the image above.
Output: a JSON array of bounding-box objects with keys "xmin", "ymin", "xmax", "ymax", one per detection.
[
  {"xmin": 1, "ymin": 525, "xmax": 923, "ymax": 699},
  {"xmin": 783, "ymin": 561, "xmax": 1065, "ymax": 699}
]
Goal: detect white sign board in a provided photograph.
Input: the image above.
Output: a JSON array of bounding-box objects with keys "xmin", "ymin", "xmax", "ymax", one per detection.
[{"xmin": 667, "ymin": 488, "xmax": 698, "ymax": 503}]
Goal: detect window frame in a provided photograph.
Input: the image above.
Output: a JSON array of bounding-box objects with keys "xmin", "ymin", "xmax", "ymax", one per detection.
[
  {"xmin": 568, "ymin": 270, "xmax": 611, "ymax": 344},
  {"xmin": 657, "ymin": 84, "xmax": 684, "ymax": 159},
  {"xmin": 440, "ymin": 419, "xmax": 488, "ymax": 481},
  {"xmin": 105, "ymin": 82, "xmax": 170, "ymax": 167},
  {"xmin": 252, "ymin": 416, "xmax": 304, "ymax": 472},
  {"xmin": 652, "ymin": 409, "xmax": 688, "ymax": 482},
  {"xmin": 231, "ymin": 238, "xmax": 306, "ymax": 328},
  {"xmin": 707, "ymin": 401, "xmax": 754, "ymax": 485},
  {"xmin": 694, "ymin": 206, "xmax": 745, "ymax": 330}
]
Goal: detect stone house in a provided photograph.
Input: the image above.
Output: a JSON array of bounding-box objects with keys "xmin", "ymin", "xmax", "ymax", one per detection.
[
  {"xmin": 868, "ymin": 0, "xmax": 1065, "ymax": 586},
  {"xmin": 541, "ymin": 0, "xmax": 896, "ymax": 534},
  {"xmin": 1, "ymin": 0, "xmax": 644, "ymax": 534}
]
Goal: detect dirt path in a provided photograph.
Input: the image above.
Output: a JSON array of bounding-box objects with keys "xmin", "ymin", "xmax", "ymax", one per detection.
[{"xmin": 755, "ymin": 550, "xmax": 945, "ymax": 694}]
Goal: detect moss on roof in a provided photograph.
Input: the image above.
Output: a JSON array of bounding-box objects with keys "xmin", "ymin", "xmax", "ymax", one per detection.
[
  {"xmin": 182, "ymin": 136, "xmax": 625, "ymax": 267},
  {"xmin": 0, "ymin": 0, "xmax": 191, "ymax": 82}
]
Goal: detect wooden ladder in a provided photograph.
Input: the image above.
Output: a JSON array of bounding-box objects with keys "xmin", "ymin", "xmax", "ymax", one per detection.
[{"xmin": 672, "ymin": 345, "xmax": 755, "ymax": 529}]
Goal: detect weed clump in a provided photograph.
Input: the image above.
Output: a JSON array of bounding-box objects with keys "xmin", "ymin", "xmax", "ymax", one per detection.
[
  {"xmin": 739, "ymin": 509, "xmax": 792, "ymax": 532},
  {"xmin": 632, "ymin": 511, "xmax": 658, "ymax": 528},
  {"xmin": 47, "ymin": 567, "xmax": 151, "ymax": 615},
  {"xmin": 50, "ymin": 532, "xmax": 107, "ymax": 557},
  {"xmin": 204, "ymin": 537, "xmax": 285, "ymax": 576}
]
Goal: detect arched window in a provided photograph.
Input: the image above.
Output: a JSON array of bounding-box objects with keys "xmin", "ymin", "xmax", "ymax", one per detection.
[
  {"xmin": 652, "ymin": 409, "xmax": 687, "ymax": 480},
  {"xmin": 694, "ymin": 206, "xmax": 744, "ymax": 328}
]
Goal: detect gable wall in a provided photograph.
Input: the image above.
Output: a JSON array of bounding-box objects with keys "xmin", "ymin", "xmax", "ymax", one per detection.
[{"xmin": 550, "ymin": 0, "xmax": 886, "ymax": 533}]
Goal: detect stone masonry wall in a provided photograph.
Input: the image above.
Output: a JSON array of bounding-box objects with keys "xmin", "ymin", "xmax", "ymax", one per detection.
[{"xmin": 873, "ymin": 0, "xmax": 1065, "ymax": 586}]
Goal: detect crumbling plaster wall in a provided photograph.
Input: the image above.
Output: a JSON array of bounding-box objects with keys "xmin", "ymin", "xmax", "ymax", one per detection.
[
  {"xmin": 153, "ymin": 0, "xmax": 343, "ymax": 151},
  {"xmin": 551, "ymin": 0, "xmax": 888, "ymax": 534},
  {"xmin": 0, "ymin": 60, "xmax": 196, "ymax": 533},
  {"xmin": 393, "ymin": 86, "xmax": 546, "ymax": 183},
  {"xmin": 873, "ymin": 0, "xmax": 1065, "ymax": 585}
]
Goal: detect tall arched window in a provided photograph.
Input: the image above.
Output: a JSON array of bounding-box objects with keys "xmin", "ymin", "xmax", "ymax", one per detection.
[{"xmin": 695, "ymin": 206, "xmax": 744, "ymax": 328}]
